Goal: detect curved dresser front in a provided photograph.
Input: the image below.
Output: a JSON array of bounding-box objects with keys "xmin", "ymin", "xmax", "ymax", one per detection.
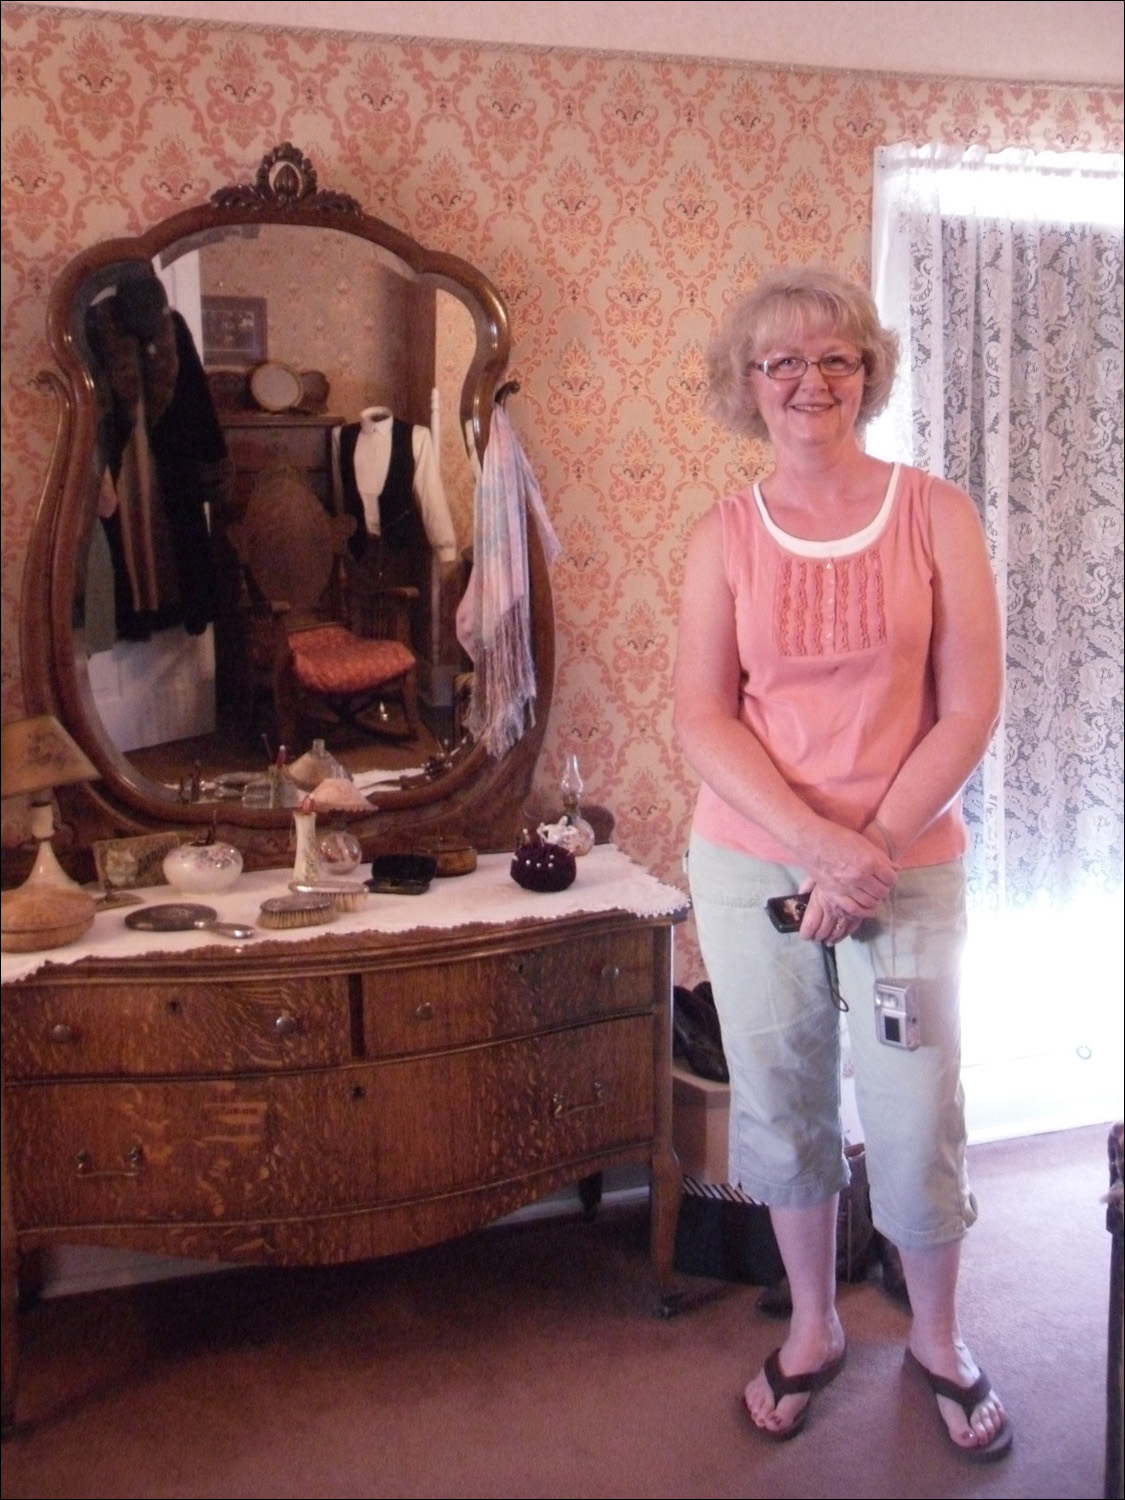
[{"xmin": 0, "ymin": 850, "xmax": 687, "ymax": 1428}]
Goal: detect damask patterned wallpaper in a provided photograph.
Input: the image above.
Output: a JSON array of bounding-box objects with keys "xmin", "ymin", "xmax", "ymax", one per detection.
[
  {"xmin": 199, "ymin": 227, "xmax": 419, "ymax": 432},
  {"xmin": 2, "ymin": 3, "xmax": 1120, "ymax": 972}
]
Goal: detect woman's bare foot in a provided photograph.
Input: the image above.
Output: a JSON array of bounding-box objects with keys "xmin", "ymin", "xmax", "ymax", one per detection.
[
  {"xmin": 895, "ymin": 1240, "xmax": 1010, "ymax": 1459},
  {"xmin": 745, "ymin": 1315, "xmax": 846, "ymax": 1436},
  {"xmin": 905, "ymin": 1337, "xmax": 1010, "ymax": 1457}
]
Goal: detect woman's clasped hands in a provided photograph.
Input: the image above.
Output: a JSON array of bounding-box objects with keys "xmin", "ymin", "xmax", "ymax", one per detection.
[{"xmin": 796, "ymin": 821, "xmax": 897, "ymax": 944}]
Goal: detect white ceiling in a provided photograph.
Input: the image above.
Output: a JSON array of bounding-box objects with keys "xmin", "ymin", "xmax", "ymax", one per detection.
[{"xmin": 27, "ymin": 1, "xmax": 1125, "ymax": 87}]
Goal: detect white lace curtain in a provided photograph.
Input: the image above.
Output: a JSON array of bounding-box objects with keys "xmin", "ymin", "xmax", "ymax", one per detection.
[{"xmin": 871, "ymin": 145, "xmax": 1124, "ymax": 913}]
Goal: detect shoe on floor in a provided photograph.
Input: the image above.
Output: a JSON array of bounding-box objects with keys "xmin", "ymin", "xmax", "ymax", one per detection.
[
  {"xmin": 904, "ymin": 1347, "xmax": 1013, "ymax": 1462},
  {"xmin": 745, "ymin": 1346, "xmax": 847, "ymax": 1442}
]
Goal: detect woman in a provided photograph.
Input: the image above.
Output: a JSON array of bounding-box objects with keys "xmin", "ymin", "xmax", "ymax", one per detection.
[{"xmin": 673, "ymin": 268, "xmax": 1010, "ymax": 1459}]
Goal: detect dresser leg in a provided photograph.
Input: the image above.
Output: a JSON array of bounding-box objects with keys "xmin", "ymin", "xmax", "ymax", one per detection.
[
  {"xmin": 650, "ymin": 1147, "xmax": 684, "ymax": 1317},
  {"xmin": 650, "ymin": 925, "xmax": 685, "ymax": 1315}
]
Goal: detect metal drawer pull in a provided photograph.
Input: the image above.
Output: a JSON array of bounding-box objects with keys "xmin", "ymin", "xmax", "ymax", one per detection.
[
  {"xmin": 48, "ymin": 1023, "xmax": 78, "ymax": 1044},
  {"xmin": 414, "ymin": 1002, "xmax": 435, "ymax": 1022},
  {"xmin": 274, "ymin": 1011, "xmax": 299, "ymax": 1037},
  {"xmin": 600, "ymin": 964, "xmax": 621, "ymax": 982},
  {"xmin": 75, "ymin": 1144, "xmax": 144, "ymax": 1179},
  {"xmin": 551, "ymin": 1080, "xmax": 605, "ymax": 1119}
]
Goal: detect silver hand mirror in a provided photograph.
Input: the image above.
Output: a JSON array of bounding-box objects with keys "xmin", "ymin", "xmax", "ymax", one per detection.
[{"xmin": 124, "ymin": 903, "xmax": 257, "ymax": 940}]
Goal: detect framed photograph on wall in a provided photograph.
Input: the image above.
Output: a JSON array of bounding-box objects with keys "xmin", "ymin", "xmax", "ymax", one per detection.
[{"xmin": 201, "ymin": 295, "xmax": 267, "ymax": 367}]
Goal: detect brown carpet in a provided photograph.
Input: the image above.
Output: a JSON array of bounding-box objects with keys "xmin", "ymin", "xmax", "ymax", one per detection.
[{"xmin": 2, "ymin": 1123, "xmax": 1114, "ymax": 1499}]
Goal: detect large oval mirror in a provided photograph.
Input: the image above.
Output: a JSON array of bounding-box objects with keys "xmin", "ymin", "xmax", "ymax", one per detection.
[{"xmin": 25, "ymin": 146, "xmax": 553, "ymax": 863}]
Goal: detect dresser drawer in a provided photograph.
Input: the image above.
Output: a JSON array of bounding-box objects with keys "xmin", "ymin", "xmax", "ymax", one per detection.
[
  {"xmin": 362, "ymin": 929, "xmax": 654, "ymax": 1055},
  {"xmin": 6, "ymin": 1016, "xmax": 654, "ymax": 1228},
  {"xmin": 366, "ymin": 1014, "xmax": 655, "ymax": 1200},
  {"xmin": 1, "ymin": 974, "xmax": 351, "ymax": 1079}
]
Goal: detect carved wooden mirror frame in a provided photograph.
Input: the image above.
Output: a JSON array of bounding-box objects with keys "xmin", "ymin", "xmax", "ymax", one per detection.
[{"xmin": 23, "ymin": 145, "xmax": 554, "ymax": 868}]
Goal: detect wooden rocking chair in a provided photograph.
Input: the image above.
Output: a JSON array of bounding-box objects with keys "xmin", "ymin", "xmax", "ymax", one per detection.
[{"xmin": 226, "ymin": 468, "xmax": 419, "ymax": 747}]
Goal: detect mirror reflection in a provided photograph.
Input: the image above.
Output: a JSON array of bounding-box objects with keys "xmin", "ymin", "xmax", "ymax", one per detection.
[{"xmin": 77, "ymin": 224, "xmax": 482, "ymax": 804}]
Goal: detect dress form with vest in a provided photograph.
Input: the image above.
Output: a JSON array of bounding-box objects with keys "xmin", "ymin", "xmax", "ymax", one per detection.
[{"xmin": 331, "ymin": 406, "xmax": 456, "ymax": 564}]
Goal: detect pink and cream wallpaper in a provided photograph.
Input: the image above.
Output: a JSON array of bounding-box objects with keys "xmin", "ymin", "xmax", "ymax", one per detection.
[{"xmin": 2, "ymin": 4, "xmax": 1121, "ymax": 973}]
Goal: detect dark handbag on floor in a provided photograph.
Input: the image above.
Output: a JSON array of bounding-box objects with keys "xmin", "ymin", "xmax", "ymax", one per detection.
[{"xmin": 672, "ymin": 982, "xmax": 729, "ymax": 1084}]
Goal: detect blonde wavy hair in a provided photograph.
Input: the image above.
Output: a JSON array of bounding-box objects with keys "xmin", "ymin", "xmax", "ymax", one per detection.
[{"xmin": 706, "ymin": 268, "xmax": 900, "ymax": 440}]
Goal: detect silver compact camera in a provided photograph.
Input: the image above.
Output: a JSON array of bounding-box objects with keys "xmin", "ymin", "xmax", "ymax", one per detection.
[{"xmin": 874, "ymin": 979, "xmax": 920, "ymax": 1050}]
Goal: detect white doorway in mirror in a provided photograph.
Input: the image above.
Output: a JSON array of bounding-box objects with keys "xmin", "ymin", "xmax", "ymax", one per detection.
[{"xmin": 87, "ymin": 626, "xmax": 216, "ymax": 752}]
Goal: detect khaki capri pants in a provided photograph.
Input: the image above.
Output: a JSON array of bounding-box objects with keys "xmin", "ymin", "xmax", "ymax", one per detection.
[{"xmin": 687, "ymin": 834, "xmax": 977, "ymax": 1252}]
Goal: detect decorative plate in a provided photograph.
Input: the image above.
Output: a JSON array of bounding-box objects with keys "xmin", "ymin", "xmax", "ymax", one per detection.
[{"xmin": 249, "ymin": 360, "xmax": 303, "ymax": 413}]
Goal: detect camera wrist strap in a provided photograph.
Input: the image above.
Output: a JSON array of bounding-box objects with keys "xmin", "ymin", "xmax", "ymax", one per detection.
[{"xmin": 820, "ymin": 942, "xmax": 847, "ymax": 1012}]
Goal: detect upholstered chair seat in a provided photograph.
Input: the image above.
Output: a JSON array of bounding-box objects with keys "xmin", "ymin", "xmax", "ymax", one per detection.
[{"xmin": 289, "ymin": 625, "xmax": 414, "ymax": 697}]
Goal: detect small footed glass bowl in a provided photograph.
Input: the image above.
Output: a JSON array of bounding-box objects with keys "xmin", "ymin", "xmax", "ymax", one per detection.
[{"xmin": 163, "ymin": 841, "xmax": 244, "ymax": 895}]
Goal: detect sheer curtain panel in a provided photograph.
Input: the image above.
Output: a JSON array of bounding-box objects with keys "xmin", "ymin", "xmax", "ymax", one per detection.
[{"xmin": 871, "ymin": 145, "xmax": 1123, "ymax": 1137}]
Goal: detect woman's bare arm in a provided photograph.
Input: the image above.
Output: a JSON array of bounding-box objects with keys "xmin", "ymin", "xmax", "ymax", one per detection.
[{"xmin": 863, "ymin": 477, "xmax": 1004, "ymax": 859}]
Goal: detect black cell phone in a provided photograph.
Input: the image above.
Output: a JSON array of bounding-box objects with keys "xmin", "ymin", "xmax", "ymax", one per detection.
[{"xmin": 765, "ymin": 893, "xmax": 809, "ymax": 933}]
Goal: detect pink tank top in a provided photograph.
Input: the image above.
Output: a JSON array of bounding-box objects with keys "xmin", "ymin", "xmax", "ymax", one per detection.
[{"xmin": 691, "ymin": 464, "xmax": 968, "ymax": 868}]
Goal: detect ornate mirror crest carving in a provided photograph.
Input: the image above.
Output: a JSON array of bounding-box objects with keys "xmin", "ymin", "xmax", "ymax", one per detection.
[{"xmin": 211, "ymin": 143, "xmax": 364, "ymax": 216}]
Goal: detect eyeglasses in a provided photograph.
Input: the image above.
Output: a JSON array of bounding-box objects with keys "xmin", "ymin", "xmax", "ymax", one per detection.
[{"xmin": 748, "ymin": 353, "xmax": 864, "ymax": 381}]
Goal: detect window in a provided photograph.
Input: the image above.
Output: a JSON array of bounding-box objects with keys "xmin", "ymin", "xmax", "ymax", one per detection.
[{"xmin": 871, "ymin": 145, "xmax": 1124, "ymax": 1137}]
